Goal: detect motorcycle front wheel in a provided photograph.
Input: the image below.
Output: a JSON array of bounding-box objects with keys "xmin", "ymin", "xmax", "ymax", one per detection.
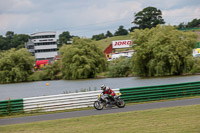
[
  {"xmin": 94, "ymin": 101, "xmax": 104, "ymax": 110},
  {"xmin": 116, "ymin": 99, "xmax": 125, "ymax": 108}
]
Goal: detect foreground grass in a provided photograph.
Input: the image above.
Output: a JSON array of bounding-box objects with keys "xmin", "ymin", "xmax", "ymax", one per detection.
[{"xmin": 1, "ymin": 104, "xmax": 200, "ymax": 133}]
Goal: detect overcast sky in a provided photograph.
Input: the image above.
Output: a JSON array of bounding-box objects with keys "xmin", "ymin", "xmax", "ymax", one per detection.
[{"xmin": 0, "ymin": 0, "xmax": 200, "ymax": 38}]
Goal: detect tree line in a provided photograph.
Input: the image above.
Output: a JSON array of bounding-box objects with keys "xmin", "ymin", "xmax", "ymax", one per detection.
[
  {"xmin": 91, "ymin": 25, "xmax": 129, "ymax": 41},
  {"xmin": 0, "ymin": 25, "xmax": 198, "ymax": 83},
  {"xmin": 0, "ymin": 25, "xmax": 129, "ymax": 50},
  {"xmin": 0, "ymin": 6, "xmax": 199, "ymax": 83},
  {"xmin": 0, "ymin": 31, "xmax": 29, "ymax": 51},
  {"xmin": 178, "ymin": 18, "xmax": 200, "ymax": 29}
]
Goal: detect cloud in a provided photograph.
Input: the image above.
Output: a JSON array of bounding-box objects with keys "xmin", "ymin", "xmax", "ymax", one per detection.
[
  {"xmin": 0, "ymin": 13, "xmax": 29, "ymax": 33},
  {"xmin": 0, "ymin": 0, "xmax": 199, "ymax": 37},
  {"xmin": 82, "ymin": 1, "xmax": 141, "ymax": 23},
  {"xmin": 64, "ymin": 1, "xmax": 142, "ymax": 36},
  {"xmin": 0, "ymin": 0, "xmax": 142, "ymax": 36},
  {"xmin": 163, "ymin": 6, "xmax": 200, "ymax": 25},
  {"xmin": 0, "ymin": 0, "xmax": 34, "ymax": 13}
]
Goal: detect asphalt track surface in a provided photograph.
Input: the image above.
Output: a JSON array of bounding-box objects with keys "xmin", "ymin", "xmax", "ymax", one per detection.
[{"xmin": 0, "ymin": 98, "xmax": 200, "ymax": 125}]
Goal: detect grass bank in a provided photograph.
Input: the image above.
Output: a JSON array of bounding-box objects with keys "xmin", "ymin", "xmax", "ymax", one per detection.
[
  {"xmin": 94, "ymin": 34, "xmax": 131, "ymax": 50},
  {"xmin": 0, "ymin": 104, "xmax": 200, "ymax": 133}
]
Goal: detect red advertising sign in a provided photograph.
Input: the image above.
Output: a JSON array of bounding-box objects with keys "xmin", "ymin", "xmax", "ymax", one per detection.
[{"xmin": 112, "ymin": 40, "xmax": 131, "ymax": 49}]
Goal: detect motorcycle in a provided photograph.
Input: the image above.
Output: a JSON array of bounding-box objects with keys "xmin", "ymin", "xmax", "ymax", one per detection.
[{"xmin": 93, "ymin": 93, "xmax": 125, "ymax": 110}]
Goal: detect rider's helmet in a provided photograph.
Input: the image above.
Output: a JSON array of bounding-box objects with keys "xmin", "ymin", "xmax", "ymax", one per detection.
[
  {"xmin": 101, "ymin": 84, "xmax": 106, "ymax": 90},
  {"xmin": 105, "ymin": 87, "xmax": 109, "ymax": 91}
]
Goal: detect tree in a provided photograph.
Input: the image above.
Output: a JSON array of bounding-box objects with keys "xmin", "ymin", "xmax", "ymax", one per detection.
[
  {"xmin": 60, "ymin": 38, "xmax": 107, "ymax": 79},
  {"xmin": 0, "ymin": 32, "xmax": 30, "ymax": 50},
  {"xmin": 114, "ymin": 25, "xmax": 128, "ymax": 36},
  {"xmin": 42, "ymin": 60, "xmax": 62, "ymax": 80},
  {"xmin": 58, "ymin": 31, "xmax": 72, "ymax": 46},
  {"xmin": 107, "ymin": 57, "xmax": 131, "ymax": 77},
  {"xmin": 129, "ymin": 26, "xmax": 139, "ymax": 32},
  {"xmin": 11, "ymin": 34, "xmax": 30, "ymax": 49},
  {"xmin": 0, "ymin": 35, "xmax": 7, "ymax": 50},
  {"xmin": 105, "ymin": 30, "xmax": 113, "ymax": 38},
  {"xmin": 178, "ymin": 22, "xmax": 186, "ymax": 29},
  {"xmin": 186, "ymin": 18, "xmax": 200, "ymax": 28},
  {"xmin": 6, "ymin": 31, "xmax": 14, "ymax": 39},
  {"xmin": 130, "ymin": 25, "xmax": 198, "ymax": 76},
  {"xmin": 0, "ymin": 48, "xmax": 35, "ymax": 83},
  {"xmin": 178, "ymin": 19, "xmax": 200, "ymax": 29},
  {"xmin": 92, "ymin": 33, "xmax": 106, "ymax": 41},
  {"xmin": 133, "ymin": 7, "xmax": 165, "ymax": 29}
]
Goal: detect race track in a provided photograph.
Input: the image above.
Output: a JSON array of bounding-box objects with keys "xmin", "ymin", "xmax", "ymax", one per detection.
[{"xmin": 0, "ymin": 98, "xmax": 200, "ymax": 125}]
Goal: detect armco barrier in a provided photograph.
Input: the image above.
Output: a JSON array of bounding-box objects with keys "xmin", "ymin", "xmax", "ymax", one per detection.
[
  {"xmin": 0, "ymin": 99, "xmax": 23, "ymax": 114},
  {"xmin": 0, "ymin": 89, "xmax": 119, "ymax": 113},
  {"xmin": 23, "ymin": 89, "xmax": 119, "ymax": 112},
  {"xmin": 120, "ymin": 81, "xmax": 200, "ymax": 103}
]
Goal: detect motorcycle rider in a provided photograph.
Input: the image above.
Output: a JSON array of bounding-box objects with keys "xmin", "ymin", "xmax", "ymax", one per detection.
[{"xmin": 101, "ymin": 84, "xmax": 116, "ymax": 103}]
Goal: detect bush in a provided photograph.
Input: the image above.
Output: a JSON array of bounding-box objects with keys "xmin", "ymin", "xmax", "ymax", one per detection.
[
  {"xmin": 42, "ymin": 61, "xmax": 62, "ymax": 80},
  {"xmin": 28, "ymin": 71, "xmax": 46, "ymax": 81},
  {"xmin": 190, "ymin": 57, "xmax": 200, "ymax": 73},
  {"xmin": 0, "ymin": 48, "xmax": 35, "ymax": 83},
  {"xmin": 107, "ymin": 57, "xmax": 131, "ymax": 77},
  {"xmin": 28, "ymin": 61, "xmax": 62, "ymax": 81}
]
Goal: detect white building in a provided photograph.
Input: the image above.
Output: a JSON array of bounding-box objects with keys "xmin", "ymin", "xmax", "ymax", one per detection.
[
  {"xmin": 25, "ymin": 31, "xmax": 58, "ymax": 61},
  {"xmin": 109, "ymin": 50, "xmax": 134, "ymax": 61}
]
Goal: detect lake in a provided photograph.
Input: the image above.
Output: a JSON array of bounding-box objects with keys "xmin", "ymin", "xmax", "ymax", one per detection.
[{"xmin": 1, "ymin": 75, "xmax": 200, "ymax": 100}]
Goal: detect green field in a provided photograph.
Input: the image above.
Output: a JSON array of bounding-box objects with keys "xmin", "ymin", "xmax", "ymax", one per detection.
[
  {"xmin": 1, "ymin": 104, "xmax": 200, "ymax": 133},
  {"xmin": 94, "ymin": 34, "xmax": 131, "ymax": 50}
]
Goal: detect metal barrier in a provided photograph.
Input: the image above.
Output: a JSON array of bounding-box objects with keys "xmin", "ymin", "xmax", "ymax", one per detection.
[
  {"xmin": 23, "ymin": 89, "xmax": 119, "ymax": 112},
  {"xmin": 23, "ymin": 91, "xmax": 100, "ymax": 112},
  {"xmin": 0, "ymin": 99, "xmax": 23, "ymax": 114},
  {"xmin": 120, "ymin": 81, "xmax": 200, "ymax": 103},
  {"xmin": 0, "ymin": 89, "xmax": 120, "ymax": 114}
]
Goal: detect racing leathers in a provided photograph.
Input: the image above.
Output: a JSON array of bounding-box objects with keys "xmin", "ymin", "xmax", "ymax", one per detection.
[{"xmin": 102, "ymin": 87, "xmax": 116, "ymax": 103}]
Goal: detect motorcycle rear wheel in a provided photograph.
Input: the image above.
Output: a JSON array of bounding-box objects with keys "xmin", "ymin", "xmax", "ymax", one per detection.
[{"xmin": 94, "ymin": 101, "xmax": 104, "ymax": 110}]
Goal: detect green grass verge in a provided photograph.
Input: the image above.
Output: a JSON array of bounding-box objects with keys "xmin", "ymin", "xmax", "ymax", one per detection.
[
  {"xmin": 94, "ymin": 34, "xmax": 131, "ymax": 51},
  {"xmin": 1, "ymin": 104, "xmax": 200, "ymax": 133}
]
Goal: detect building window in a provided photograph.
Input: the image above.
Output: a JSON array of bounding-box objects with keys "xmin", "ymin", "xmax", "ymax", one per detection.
[
  {"xmin": 34, "ymin": 42, "xmax": 56, "ymax": 46},
  {"xmin": 31, "ymin": 35, "xmax": 56, "ymax": 39},
  {"xmin": 35, "ymin": 48, "xmax": 58, "ymax": 53}
]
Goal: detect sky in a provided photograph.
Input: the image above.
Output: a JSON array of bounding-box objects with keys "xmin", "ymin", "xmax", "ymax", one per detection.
[{"xmin": 0, "ymin": 0, "xmax": 200, "ymax": 38}]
